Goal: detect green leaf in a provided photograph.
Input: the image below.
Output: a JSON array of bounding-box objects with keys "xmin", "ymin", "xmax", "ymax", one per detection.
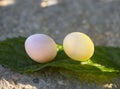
[{"xmin": 0, "ymin": 37, "xmax": 120, "ymax": 74}]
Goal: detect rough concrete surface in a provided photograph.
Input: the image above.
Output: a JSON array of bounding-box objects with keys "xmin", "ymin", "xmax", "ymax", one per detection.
[{"xmin": 0, "ymin": 0, "xmax": 120, "ymax": 89}]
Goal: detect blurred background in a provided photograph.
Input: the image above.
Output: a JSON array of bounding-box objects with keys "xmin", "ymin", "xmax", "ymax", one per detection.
[
  {"xmin": 0, "ymin": 0, "xmax": 120, "ymax": 47},
  {"xmin": 0, "ymin": 0, "xmax": 120, "ymax": 89}
]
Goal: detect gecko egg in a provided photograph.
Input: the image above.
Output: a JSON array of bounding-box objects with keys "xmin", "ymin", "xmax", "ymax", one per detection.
[
  {"xmin": 25, "ymin": 34, "xmax": 57, "ymax": 63},
  {"xmin": 63, "ymin": 32, "xmax": 94, "ymax": 61}
]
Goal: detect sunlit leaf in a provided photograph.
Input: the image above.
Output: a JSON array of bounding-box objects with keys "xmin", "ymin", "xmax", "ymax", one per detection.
[{"xmin": 0, "ymin": 37, "xmax": 119, "ymax": 75}]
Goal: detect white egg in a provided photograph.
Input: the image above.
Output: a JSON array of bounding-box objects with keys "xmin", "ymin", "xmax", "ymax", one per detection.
[
  {"xmin": 25, "ymin": 34, "xmax": 57, "ymax": 63},
  {"xmin": 63, "ymin": 32, "xmax": 94, "ymax": 61}
]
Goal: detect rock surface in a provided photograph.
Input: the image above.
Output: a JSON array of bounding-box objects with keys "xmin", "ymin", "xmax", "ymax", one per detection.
[{"xmin": 0, "ymin": 0, "xmax": 120, "ymax": 89}]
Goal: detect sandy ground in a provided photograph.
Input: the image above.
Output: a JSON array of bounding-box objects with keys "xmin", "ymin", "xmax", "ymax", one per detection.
[{"xmin": 0, "ymin": 0, "xmax": 120, "ymax": 89}]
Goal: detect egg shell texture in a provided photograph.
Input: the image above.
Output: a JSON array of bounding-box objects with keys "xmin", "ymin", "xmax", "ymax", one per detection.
[{"xmin": 25, "ymin": 34, "xmax": 57, "ymax": 63}]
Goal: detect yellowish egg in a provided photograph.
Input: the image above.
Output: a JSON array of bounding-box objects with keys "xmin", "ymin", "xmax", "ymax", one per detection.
[
  {"xmin": 25, "ymin": 34, "xmax": 57, "ymax": 63},
  {"xmin": 63, "ymin": 32, "xmax": 94, "ymax": 61}
]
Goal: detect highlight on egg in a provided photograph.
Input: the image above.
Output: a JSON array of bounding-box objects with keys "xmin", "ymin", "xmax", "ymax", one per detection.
[
  {"xmin": 63, "ymin": 32, "xmax": 94, "ymax": 61},
  {"xmin": 25, "ymin": 34, "xmax": 57, "ymax": 63}
]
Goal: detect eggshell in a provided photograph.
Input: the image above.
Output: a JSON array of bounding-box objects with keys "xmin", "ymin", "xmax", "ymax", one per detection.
[
  {"xmin": 25, "ymin": 34, "xmax": 57, "ymax": 63},
  {"xmin": 63, "ymin": 32, "xmax": 94, "ymax": 61}
]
